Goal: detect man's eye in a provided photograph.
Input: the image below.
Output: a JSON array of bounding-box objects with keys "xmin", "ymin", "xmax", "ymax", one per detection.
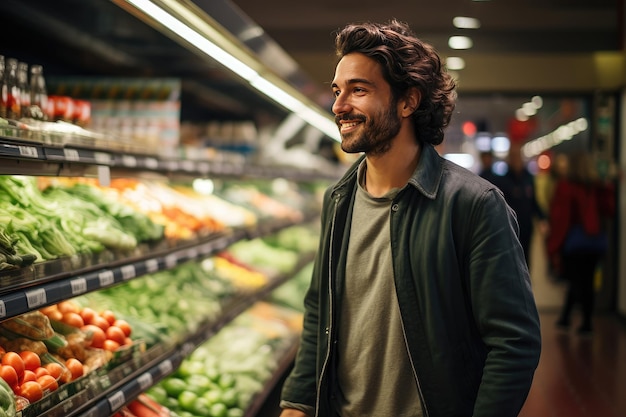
[{"xmin": 333, "ymin": 90, "xmax": 341, "ymax": 97}]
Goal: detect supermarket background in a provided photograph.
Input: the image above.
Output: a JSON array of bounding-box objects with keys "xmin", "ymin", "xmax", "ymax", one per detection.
[{"xmin": 0, "ymin": 0, "xmax": 625, "ymax": 416}]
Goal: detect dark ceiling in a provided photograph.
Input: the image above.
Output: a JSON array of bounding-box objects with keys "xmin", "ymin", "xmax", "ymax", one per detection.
[
  {"xmin": 0, "ymin": 0, "xmax": 623, "ymax": 145},
  {"xmin": 228, "ymin": 0, "xmax": 622, "ymax": 93}
]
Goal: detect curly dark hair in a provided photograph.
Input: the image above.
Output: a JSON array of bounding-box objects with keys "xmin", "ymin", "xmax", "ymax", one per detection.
[{"xmin": 334, "ymin": 19, "xmax": 457, "ymax": 145}]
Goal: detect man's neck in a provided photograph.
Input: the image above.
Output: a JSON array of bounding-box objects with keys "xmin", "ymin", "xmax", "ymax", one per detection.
[{"xmin": 364, "ymin": 136, "xmax": 421, "ymax": 198}]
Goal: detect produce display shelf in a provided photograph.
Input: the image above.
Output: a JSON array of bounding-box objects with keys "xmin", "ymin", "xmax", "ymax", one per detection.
[
  {"xmin": 0, "ymin": 216, "xmax": 313, "ymax": 322},
  {"xmin": 243, "ymin": 339, "xmax": 299, "ymax": 417},
  {"xmin": 0, "ymin": 136, "xmax": 343, "ymax": 181},
  {"xmin": 53, "ymin": 256, "xmax": 315, "ymax": 417}
]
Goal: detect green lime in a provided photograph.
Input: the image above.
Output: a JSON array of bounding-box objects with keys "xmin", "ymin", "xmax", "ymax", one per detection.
[
  {"xmin": 209, "ymin": 403, "xmax": 229, "ymax": 417},
  {"xmin": 227, "ymin": 408, "xmax": 244, "ymax": 417},
  {"xmin": 217, "ymin": 373, "xmax": 236, "ymax": 390},
  {"xmin": 186, "ymin": 374, "xmax": 213, "ymax": 395},
  {"xmin": 176, "ymin": 359, "xmax": 205, "ymax": 377},
  {"xmin": 203, "ymin": 389, "xmax": 222, "ymax": 406},
  {"xmin": 221, "ymin": 388, "xmax": 239, "ymax": 408},
  {"xmin": 178, "ymin": 390, "xmax": 198, "ymax": 412},
  {"xmin": 192, "ymin": 397, "xmax": 212, "ymax": 416},
  {"xmin": 146, "ymin": 385, "xmax": 168, "ymax": 404},
  {"xmin": 163, "ymin": 377, "xmax": 188, "ymax": 397}
]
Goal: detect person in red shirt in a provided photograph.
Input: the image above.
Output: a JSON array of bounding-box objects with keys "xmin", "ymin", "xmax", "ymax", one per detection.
[{"xmin": 546, "ymin": 151, "xmax": 616, "ymax": 334}]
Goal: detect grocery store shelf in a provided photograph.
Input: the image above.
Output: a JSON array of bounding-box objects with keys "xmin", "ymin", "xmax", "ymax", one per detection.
[
  {"xmin": 0, "ymin": 134, "xmax": 344, "ymax": 182},
  {"xmin": 0, "ymin": 215, "xmax": 316, "ymax": 322},
  {"xmin": 56, "ymin": 255, "xmax": 313, "ymax": 417}
]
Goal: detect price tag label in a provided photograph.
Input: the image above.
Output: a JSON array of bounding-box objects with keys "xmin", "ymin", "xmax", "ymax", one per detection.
[
  {"xmin": 26, "ymin": 288, "xmax": 47, "ymax": 308},
  {"xmin": 158, "ymin": 359, "xmax": 173, "ymax": 375},
  {"xmin": 186, "ymin": 247, "xmax": 198, "ymax": 259},
  {"xmin": 122, "ymin": 155, "xmax": 137, "ymax": 167},
  {"xmin": 165, "ymin": 254, "xmax": 178, "ymax": 269},
  {"xmin": 145, "ymin": 258, "xmax": 159, "ymax": 273},
  {"xmin": 0, "ymin": 301, "xmax": 5, "ymax": 318},
  {"xmin": 70, "ymin": 277, "xmax": 88, "ymax": 295},
  {"xmin": 182, "ymin": 160, "xmax": 195, "ymax": 172},
  {"xmin": 181, "ymin": 342, "xmax": 195, "ymax": 356},
  {"xmin": 167, "ymin": 160, "xmax": 179, "ymax": 171},
  {"xmin": 63, "ymin": 148, "xmax": 80, "ymax": 161},
  {"xmin": 120, "ymin": 265, "xmax": 136, "ymax": 280},
  {"xmin": 199, "ymin": 242, "xmax": 213, "ymax": 256},
  {"xmin": 100, "ymin": 374, "xmax": 111, "ymax": 389},
  {"xmin": 18, "ymin": 145, "xmax": 38, "ymax": 158},
  {"xmin": 145, "ymin": 157, "xmax": 159, "ymax": 170},
  {"xmin": 98, "ymin": 270, "xmax": 115, "ymax": 287},
  {"xmin": 98, "ymin": 165, "xmax": 111, "ymax": 187},
  {"xmin": 198, "ymin": 162, "xmax": 210, "ymax": 174},
  {"xmin": 108, "ymin": 391, "xmax": 126, "ymax": 411},
  {"xmin": 62, "ymin": 398, "xmax": 75, "ymax": 414},
  {"xmin": 137, "ymin": 373, "xmax": 153, "ymax": 390},
  {"xmin": 94, "ymin": 152, "xmax": 112, "ymax": 164}
]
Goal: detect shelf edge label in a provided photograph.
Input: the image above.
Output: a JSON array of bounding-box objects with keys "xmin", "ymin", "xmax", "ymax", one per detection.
[{"xmin": 25, "ymin": 288, "xmax": 47, "ymax": 308}]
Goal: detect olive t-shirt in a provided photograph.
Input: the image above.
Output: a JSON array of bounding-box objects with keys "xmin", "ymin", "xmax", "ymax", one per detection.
[{"xmin": 334, "ymin": 162, "xmax": 423, "ymax": 417}]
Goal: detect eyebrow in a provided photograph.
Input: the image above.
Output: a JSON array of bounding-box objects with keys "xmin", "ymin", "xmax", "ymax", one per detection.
[{"xmin": 331, "ymin": 78, "xmax": 375, "ymax": 89}]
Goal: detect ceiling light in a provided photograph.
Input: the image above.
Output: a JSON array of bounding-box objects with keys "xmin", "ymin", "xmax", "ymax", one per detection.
[
  {"xmin": 448, "ymin": 36, "xmax": 473, "ymax": 49},
  {"xmin": 453, "ymin": 17, "xmax": 481, "ymax": 29},
  {"xmin": 446, "ymin": 56, "xmax": 466, "ymax": 70}
]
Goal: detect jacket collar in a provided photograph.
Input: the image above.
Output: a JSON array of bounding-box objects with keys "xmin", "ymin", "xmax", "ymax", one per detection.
[{"xmin": 332, "ymin": 144, "xmax": 444, "ymax": 200}]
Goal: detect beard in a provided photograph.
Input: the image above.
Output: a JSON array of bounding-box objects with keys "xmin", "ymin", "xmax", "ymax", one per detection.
[{"xmin": 336, "ymin": 100, "xmax": 402, "ymax": 156}]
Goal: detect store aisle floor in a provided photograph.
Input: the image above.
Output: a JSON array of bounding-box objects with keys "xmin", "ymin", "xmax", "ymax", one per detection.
[
  {"xmin": 257, "ymin": 311, "xmax": 626, "ymax": 417},
  {"xmin": 519, "ymin": 311, "xmax": 626, "ymax": 417}
]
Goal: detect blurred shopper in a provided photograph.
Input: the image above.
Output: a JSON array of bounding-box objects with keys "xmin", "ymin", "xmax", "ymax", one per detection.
[
  {"xmin": 498, "ymin": 144, "xmax": 547, "ymax": 266},
  {"xmin": 279, "ymin": 19, "xmax": 541, "ymax": 417},
  {"xmin": 478, "ymin": 150, "xmax": 502, "ymax": 185},
  {"xmin": 547, "ymin": 151, "xmax": 615, "ymax": 334}
]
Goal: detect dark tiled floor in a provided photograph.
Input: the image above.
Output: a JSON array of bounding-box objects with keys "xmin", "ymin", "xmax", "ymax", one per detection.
[
  {"xmin": 519, "ymin": 311, "xmax": 626, "ymax": 417},
  {"xmin": 257, "ymin": 311, "xmax": 626, "ymax": 417}
]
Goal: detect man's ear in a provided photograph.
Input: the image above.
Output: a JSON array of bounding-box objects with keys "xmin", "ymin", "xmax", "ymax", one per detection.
[{"xmin": 400, "ymin": 87, "xmax": 421, "ymax": 118}]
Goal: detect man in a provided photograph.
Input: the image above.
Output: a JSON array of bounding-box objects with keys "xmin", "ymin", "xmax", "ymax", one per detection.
[
  {"xmin": 280, "ymin": 20, "xmax": 541, "ymax": 417},
  {"xmin": 498, "ymin": 143, "xmax": 547, "ymax": 266}
]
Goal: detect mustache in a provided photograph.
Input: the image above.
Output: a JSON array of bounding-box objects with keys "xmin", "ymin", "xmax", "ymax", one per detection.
[{"xmin": 335, "ymin": 113, "xmax": 367, "ymax": 124}]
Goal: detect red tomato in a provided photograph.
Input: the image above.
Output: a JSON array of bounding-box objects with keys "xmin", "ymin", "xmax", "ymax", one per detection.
[
  {"xmin": 57, "ymin": 301, "xmax": 79, "ymax": 314},
  {"xmin": 100, "ymin": 310, "xmax": 117, "ymax": 326},
  {"xmin": 37, "ymin": 374, "xmax": 59, "ymax": 392},
  {"xmin": 19, "ymin": 351, "xmax": 41, "ymax": 372},
  {"xmin": 113, "ymin": 319, "xmax": 132, "ymax": 337},
  {"xmin": 90, "ymin": 315, "xmax": 110, "ymax": 331},
  {"xmin": 62, "ymin": 312, "xmax": 85, "ymax": 328},
  {"xmin": 81, "ymin": 324, "xmax": 106, "ymax": 348},
  {"xmin": 0, "ymin": 365, "xmax": 18, "ymax": 388},
  {"xmin": 34, "ymin": 367, "xmax": 50, "ymax": 379},
  {"xmin": 43, "ymin": 363, "xmax": 63, "ymax": 380},
  {"xmin": 20, "ymin": 370, "xmax": 37, "ymax": 384},
  {"xmin": 102, "ymin": 339, "xmax": 120, "ymax": 352},
  {"xmin": 79, "ymin": 307, "xmax": 97, "ymax": 325},
  {"xmin": 106, "ymin": 326, "xmax": 126, "ymax": 345},
  {"xmin": 65, "ymin": 358, "xmax": 84, "ymax": 381},
  {"xmin": 19, "ymin": 381, "xmax": 43, "ymax": 403},
  {"xmin": 2, "ymin": 352, "xmax": 25, "ymax": 380}
]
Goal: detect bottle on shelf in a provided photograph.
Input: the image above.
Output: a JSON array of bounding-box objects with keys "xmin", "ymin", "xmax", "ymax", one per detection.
[
  {"xmin": 17, "ymin": 61, "xmax": 31, "ymax": 118},
  {"xmin": 4, "ymin": 58, "xmax": 21, "ymax": 120},
  {"xmin": 30, "ymin": 64, "xmax": 49, "ymax": 121},
  {"xmin": 0, "ymin": 55, "xmax": 6, "ymax": 119}
]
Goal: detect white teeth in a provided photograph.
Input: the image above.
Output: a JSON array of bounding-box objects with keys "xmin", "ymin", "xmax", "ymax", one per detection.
[{"xmin": 342, "ymin": 122, "xmax": 360, "ymax": 128}]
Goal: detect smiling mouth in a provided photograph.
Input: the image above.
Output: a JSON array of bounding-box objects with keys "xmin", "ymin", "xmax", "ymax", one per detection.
[{"xmin": 339, "ymin": 120, "xmax": 362, "ymax": 132}]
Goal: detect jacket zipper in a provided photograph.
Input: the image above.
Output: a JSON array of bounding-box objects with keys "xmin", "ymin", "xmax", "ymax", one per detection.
[
  {"xmin": 315, "ymin": 193, "xmax": 340, "ymax": 417},
  {"xmin": 393, "ymin": 203, "xmax": 430, "ymax": 417},
  {"xmin": 398, "ymin": 310, "xmax": 429, "ymax": 417}
]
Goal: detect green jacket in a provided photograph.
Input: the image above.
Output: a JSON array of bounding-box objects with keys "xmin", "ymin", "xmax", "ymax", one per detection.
[{"xmin": 281, "ymin": 144, "xmax": 542, "ymax": 417}]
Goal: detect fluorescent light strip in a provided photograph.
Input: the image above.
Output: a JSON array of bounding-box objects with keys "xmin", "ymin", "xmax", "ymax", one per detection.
[{"xmin": 124, "ymin": 0, "xmax": 340, "ymax": 141}]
